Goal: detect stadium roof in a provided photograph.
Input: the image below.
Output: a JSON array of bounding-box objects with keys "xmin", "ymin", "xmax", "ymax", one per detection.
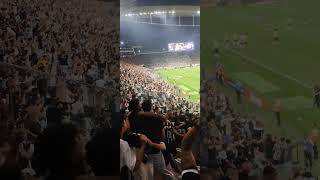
[
  {"xmin": 120, "ymin": 0, "xmax": 198, "ymax": 7},
  {"xmin": 136, "ymin": 0, "xmax": 199, "ymax": 6},
  {"xmin": 121, "ymin": 0, "xmax": 136, "ymax": 8}
]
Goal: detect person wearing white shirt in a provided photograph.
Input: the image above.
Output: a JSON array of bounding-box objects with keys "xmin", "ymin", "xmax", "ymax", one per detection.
[
  {"xmin": 18, "ymin": 131, "xmax": 35, "ymax": 176},
  {"xmin": 120, "ymin": 139, "xmax": 136, "ymax": 172},
  {"xmin": 120, "ymin": 111, "xmax": 150, "ymax": 178}
]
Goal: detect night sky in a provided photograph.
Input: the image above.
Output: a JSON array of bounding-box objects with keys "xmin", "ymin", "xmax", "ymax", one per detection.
[{"xmin": 136, "ymin": 0, "xmax": 199, "ymax": 6}]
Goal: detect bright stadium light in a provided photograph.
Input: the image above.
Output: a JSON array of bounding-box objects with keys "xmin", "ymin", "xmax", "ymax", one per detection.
[
  {"xmin": 186, "ymin": 42, "xmax": 194, "ymax": 49},
  {"xmin": 168, "ymin": 42, "xmax": 194, "ymax": 52},
  {"xmin": 197, "ymin": 10, "xmax": 200, "ymax": 14}
]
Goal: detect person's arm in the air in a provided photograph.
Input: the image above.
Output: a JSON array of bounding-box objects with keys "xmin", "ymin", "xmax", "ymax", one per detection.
[
  {"xmin": 148, "ymin": 141, "xmax": 166, "ymax": 151},
  {"xmin": 173, "ymin": 127, "xmax": 185, "ymax": 137},
  {"xmin": 134, "ymin": 134, "xmax": 148, "ymax": 171},
  {"xmin": 139, "ymin": 111, "xmax": 167, "ymax": 122},
  {"xmin": 181, "ymin": 126, "xmax": 199, "ymax": 170}
]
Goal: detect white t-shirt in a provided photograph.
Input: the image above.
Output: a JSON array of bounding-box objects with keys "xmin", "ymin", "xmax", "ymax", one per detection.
[{"xmin": 120, "ymin": 139, "xmax": 136, "ymax": 171}]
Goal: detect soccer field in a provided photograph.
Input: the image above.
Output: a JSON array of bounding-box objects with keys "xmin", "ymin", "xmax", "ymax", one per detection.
[
  {"xmin": 202, "ymin": 0, "xmax": 320, "ymax": 135},
  {"xmin": 157, "ymin": 66, "xmax": 200, "ymax": 102}
]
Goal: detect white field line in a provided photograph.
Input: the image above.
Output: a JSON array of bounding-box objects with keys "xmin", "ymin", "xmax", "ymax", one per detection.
[
  {"xmin": 219, "ymin": 48, "xmax": 320, "ymax": 172},
  {"xmin": 223, "ymin": 48, "xmax": 313, "ymax": 89},
  {"xmin": 223, "ymin": 48, "xmax": 320, "ymax": 171}
]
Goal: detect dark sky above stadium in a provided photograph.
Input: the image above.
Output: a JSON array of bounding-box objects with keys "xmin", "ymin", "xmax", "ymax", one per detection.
[{"xmin": 137, "ymin": 0, "xmax": 199, "ymax": 6}]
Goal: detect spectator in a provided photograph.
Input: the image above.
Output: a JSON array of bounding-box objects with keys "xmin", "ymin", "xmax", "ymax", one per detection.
[
  {"xmin": 33, "ymin": 124, "xmax": 87, "ymax": 180},
  {"xmin": 181, "ymin": 127, "xmax": 200, "ymax": 180},
  {"xmin": 86, "ymin": 128, "xmax": 120, "ymax": 176},
  {"xmin": 128, "ymin": 99, "xmax": 167, "ymax": 180},
  {"xmin": 303, "ymin": 137, "xmax": 314, "ymax": 170},
  {"xmin": 262, "ymin": 165, "xmax": 277, "ymax": 180},
  {"xmin": 120, "ymin": 111, "xmax": 149, "ymax": 175},
  {"xmin": 0, "ymin": 134, "xmax": 22, "ymax": 180},
  {"xmin": 0, "ymin": 0, "xmax": 119, "ymax": 178}
]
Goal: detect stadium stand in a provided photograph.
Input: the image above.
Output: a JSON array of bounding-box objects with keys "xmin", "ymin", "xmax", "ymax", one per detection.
[
  {"xmin": 200, "ymin": 64, "xmax": 318, "ymax": 180},
  {"xmin": 120, "ymin": 54, "xmax": 200, "ymax": 180},
  {"xmin": 0, "ymin": 0, "xmax": 119, "ymax": 179}
]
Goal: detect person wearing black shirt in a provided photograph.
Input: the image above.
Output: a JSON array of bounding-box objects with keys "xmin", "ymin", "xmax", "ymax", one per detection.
[
  {"xmin": 263, "ymin": 165, "xmax": 278, "ymax": 180},
  {"xmin": 264, "ymin": 134, "xmax": 274, "ymax": 162},
  {"xmin": 37, "ymin": 77, "xmax": 47, "ymax": 98},
  {"xmin": 128, "ymin": 99, "xmax": 167, "ymax": 180},
  {"xmin": 163, "ymin": 112, "xmax": 184, "ymax": 173},
  {"xmin": 0, "ymin": 136, "xmax": 22, "ymax": 180},
  {"xmin": 273, "ymin": 27, "xmax": 279, "ymax": 44},
  {"xmin": 29, "ymin": 51, "xmax": 38, "ymax": 67},
  {"xmin": 86, "ymin": 127, "xmax": 120, "ymax": 177},
  {"xmin": 46, "ymin": 97, "xmax": 64, "ymax": 127},
  {"xmin": 33, "ymin": 124, "xmax": 87, "ymax": 180}
]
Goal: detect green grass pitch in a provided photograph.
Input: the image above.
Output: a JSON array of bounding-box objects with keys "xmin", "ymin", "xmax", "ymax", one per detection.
[
  {"xmin": 202, "ymin": 0, "xmax": 320, "ymax": 139},
  {"xmin": 202, "ymin": 0, "xmax": 320, "ymax": 175},
  {"xmin": 157, "ymin": 66, "xmax": 200, "ymax": 102}
]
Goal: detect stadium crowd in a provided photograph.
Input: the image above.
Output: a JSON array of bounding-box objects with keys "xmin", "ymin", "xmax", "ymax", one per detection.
[
  {"xmin": 123, "ymin": 53, "xmax": 199, "ymax": 69},
  {"xmin": 0, "ymin": 0, "xmax": 120, "ymax": 179},
  {"xmin": 120, "ymin": 62, "xmax": 199, "ymax": 114},
  {"xmin": 120, "ymin": 60, "xmax": 201, "ymax": 180},
  {"xmin": 200, "ymin": 65, "xmax": 318, "ymax": 180},
  {"xmin": 0, "ymin": 0, "xmax": 119, "ymax": 86}
]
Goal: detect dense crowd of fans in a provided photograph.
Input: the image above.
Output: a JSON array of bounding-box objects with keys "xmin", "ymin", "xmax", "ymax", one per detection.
[
  {"xmin": 200, "ymin": 65, "xmax": 318, "ymax": 180},
  {"xmin": 125, "ymin": 53, "xmax": 199, "ymax": 68},
  {"xmin": 0, "ymin": 0, "xmax": 119, "ymax": 86},
  {"xmin": 120, "ymin": 59, "xmax": 201, "ymax": 180},
  {"xmin": 1, "ymin": 0, "xmax": 318, "ymax": 179},
  {"xmin": 121, "ymin": 62, "xmax": 199, "ymax": 114},
  {"xmin": 0, "ymin": 0, "xmax": 119, "ymax": 179}
]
